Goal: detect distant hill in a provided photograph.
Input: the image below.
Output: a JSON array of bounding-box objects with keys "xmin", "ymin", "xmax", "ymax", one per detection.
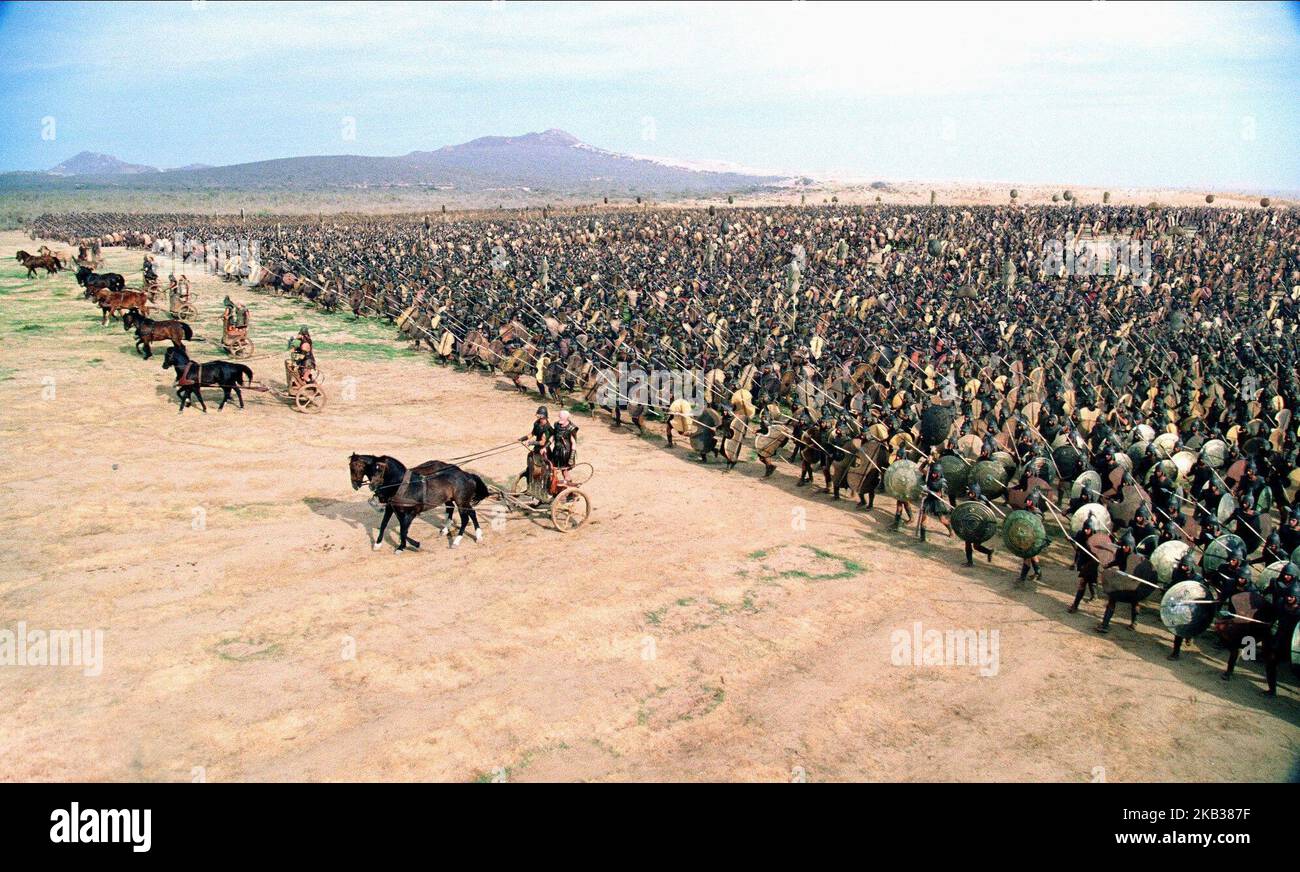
[
  {"xmin": 48, "ymin": 151, "xmax": 159, "ymax": 176},
  {"xmin": 6, "ymin": 130, "xmax": 785, "ymax": 197}
]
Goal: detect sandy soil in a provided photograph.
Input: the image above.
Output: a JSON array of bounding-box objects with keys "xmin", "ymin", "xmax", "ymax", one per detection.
[{"xmin": 0, "ymin": 230, "xmax": 1296, "ymax": 782}]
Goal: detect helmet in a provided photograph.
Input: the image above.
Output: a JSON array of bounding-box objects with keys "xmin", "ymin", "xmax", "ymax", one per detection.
[{"xmin": 536, "ymin": 406, "xmax": 549, "ymax": 417}]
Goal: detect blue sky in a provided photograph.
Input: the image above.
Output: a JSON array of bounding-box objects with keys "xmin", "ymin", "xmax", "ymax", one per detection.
[{"xmin": 1, "ymin": 1, "xmax": 1298, "ymax": 189}]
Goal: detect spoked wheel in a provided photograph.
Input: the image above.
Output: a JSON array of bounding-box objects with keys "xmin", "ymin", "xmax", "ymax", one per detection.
[
  {"xmin": 179, "ymin": 304, "xmax": 197, "ymax": 319},
  {"xmin": 550, "ymin": 487, "xmax": 590, "ymax": 533},
  {"xmin": 236, "ymin": 341, "xmax": 255, "ymax": 358},
  {"xmin": 293, "ymin": 384, "xmax": 326, "ymax": 413}
]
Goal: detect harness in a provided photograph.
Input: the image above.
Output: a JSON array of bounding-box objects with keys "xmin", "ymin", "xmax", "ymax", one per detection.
[{"xmin": 177, "ymin": 361, "xmax": 201, "ymax": 387}]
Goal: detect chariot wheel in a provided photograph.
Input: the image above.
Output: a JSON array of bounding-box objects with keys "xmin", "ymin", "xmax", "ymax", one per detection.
[
  {"xmin": 235, "ymin": 340, "xmax": 254, "ymax": 358},
  {"xmin": 511, "ymin": 472, "xmax": 530, "ymax": 495},
  {"xmin": 294, "ymin": 384, "xmax": 326, "ymax": 413},
  {"xmin": 550, "ymin": 487, "xmax": 590, "ymax": 533},
  {"xmin": 179, "ymin": 304, "xmax": 197, "ymax": 319}
]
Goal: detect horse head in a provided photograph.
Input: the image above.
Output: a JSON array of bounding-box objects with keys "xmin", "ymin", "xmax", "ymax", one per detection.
[{"xmin": 348, "ymin": 453, "xmax": 376, "ymax": 490}]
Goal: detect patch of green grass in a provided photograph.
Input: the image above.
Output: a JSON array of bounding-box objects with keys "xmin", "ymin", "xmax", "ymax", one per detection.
[
  {"xmin": 644, "ymin": 605, "xmax": 667, "ymax": 626},
  {"xmin": 747, "ymin": 548, "xmax": 768, "ymax": 560},
  {"xmin": 212, "ymin": 638, "xmax": 283, "ymax": 662}
]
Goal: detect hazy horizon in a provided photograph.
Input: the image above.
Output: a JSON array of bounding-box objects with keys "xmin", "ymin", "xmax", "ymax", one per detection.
[{"xmin": 2, "ymin": 1, "xmax": 1298, "ymax": 190}]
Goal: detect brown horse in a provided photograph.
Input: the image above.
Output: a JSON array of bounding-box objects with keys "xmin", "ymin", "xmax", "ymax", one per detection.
[
  {"xmin": 122, "ymin": 310, "xmax": 193, "ymax": 358},
  {"xmin": 15, "ymin": 251, "xmax": 60, "ymax": 278},
  {"xmin": 90, "ymin": 287, "xmax": 149, "ymax": 324},
  {"xmin": 348, "ymin": 454, "xmax": 490, "ymax": 551}
]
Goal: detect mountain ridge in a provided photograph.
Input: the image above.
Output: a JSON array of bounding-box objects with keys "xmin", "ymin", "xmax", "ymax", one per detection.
[{"xmin": 14, "ymin": 131, "xmax": 785, "ymax": 196}]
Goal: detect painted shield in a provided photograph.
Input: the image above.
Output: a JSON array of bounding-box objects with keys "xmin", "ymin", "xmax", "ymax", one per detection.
[
  {"xmin": 1002, "ymin": 509, "xmax": 1050, "ymax": 558},
  {"xmin": 1160, "ymin": 580, "xmax": 1217, "ymax": 638},
  {"xmin": 884, "ymin": 459, "xmax": 923, "ymax": 502},
  {"xmin": 972, "ymin": 460, "xmax": 1008, "ymax": 497},
  {"xmin": 1151, "ymin": 540, "xmax": 1192, "ymax": 585},
  {"xmin": 1071, "ymin": 502, "xmax": 1112, "ymax": 534},
  {"xmin": 722, "ymin": 418, "xmax": 748, "ymax": 463},
  {"xmin": 1071, "ymin": 470, "xmax": 1103, "ymax": 499},
  {"xmin": 1200, "ymin": 438, "xmax": 1228, "ymax": 468},
  {"xmin": 754, "ymin": 425, "xmax": 789, "ymax": 459},
  {"xmin": 1202, "ymin": 534, "xmax": 1248, "ymax": 575},
  {"xmin": 951, "ymin": 501, "xmax": 999, "ymax": 545}
]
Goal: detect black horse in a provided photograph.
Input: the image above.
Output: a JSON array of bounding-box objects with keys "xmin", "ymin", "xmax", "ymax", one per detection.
[
  {"xmin": 75, "ymin": 265, "xmax": 125, "ymax": 294},
  {"xmin": 161, "ymin": 345, "xmax": 253, "ymax": 412},
  {"xmin": 348, "ymin": 453, "xmax": 490, "ymax": 551}
]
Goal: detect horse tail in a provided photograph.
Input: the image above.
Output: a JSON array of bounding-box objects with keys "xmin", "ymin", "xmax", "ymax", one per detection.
[
  {"xmin": 236, "ymin": 364, "xmax": 254, "ymax": 384},
  {"xmin": 471, "ymin": 474, "xmax": 490, "ymax": 504},
  {"xmin": 182, "ymin": 323, "xmax": 194, "ymax": 340}
]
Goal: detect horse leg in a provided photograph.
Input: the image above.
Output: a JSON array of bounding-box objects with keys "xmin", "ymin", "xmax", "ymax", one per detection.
[
  {"xmin": 374, "ymin": 505, "xmax": 393, "ymax": 549},
  {"xmin": 451, "ymin": 504, "xmax": 471, "ymax": 547},
  {"xmin": 395, "ymin": 510, "xmax": 414, "ymax": 552},
  {"xmin": 468, "ymin": 507, "xmax": 482, "ymax": 543},
  {"xmin": 219, "ymin": 387, "xmax": 230, "ymax": 410},
  {"xmin": 234, "ymin": 385, "xmax": 244, "ymax": 408},
  {"xmin": 193, "ymin": 387, "xmax": 207, "ymax": 412},
  {"xmin": 441, "ymin": 502, "xmax": 454, "ymax": 536}
]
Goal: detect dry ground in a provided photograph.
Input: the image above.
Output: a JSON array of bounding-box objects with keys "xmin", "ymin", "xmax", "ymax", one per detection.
[{"xmin": 0, "ymin": 229, "xmax": 1296, "ymax": 782}]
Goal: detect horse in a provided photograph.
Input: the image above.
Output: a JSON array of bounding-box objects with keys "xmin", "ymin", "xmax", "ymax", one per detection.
[
  {"xmin": 122, "ymin": 310, "xmax": 192, "ymax": 359},
  {"xmin": 15, "ymin": 251, "xmax": 60, "ymax": 278},
  {"xmin": 75, "ymin": 265, "xmax": 125, "ymax": 294},
  {"xmin": 347, "ymin": 454, "xmax": 490, "ymax": 551},
  {"xmin": 89, "ymin": 287, "xmax": 149, "ymax": 324},
  {"xmin": 161, "ymin": 345, "xmax": 254, "ymax": 412}
]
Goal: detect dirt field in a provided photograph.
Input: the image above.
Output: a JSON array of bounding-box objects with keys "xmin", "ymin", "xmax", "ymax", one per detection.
[{"xmin": 1, "ymin": 229, "xmax": 1297, "ymax": 782}]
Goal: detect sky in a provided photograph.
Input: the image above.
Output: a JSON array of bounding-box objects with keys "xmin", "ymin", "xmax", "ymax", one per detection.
[{"xmin": 1, "ymin": 0, "xmax": 1298, "ymax": 190}]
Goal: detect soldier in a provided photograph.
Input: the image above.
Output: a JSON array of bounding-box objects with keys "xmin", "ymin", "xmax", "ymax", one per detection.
[
  {"xmin": 1095, "ymin": 530, "xmax": 1140, "ymax": 633},
  {"xmin": 287, "ymin": 326, "xmax": 317, "ymax": 383},
  {"xmin": 1262, "ymin": 565, "xmax": 1300, "ymax": 696},
  {"xmin": 958, "ymin": 480, "xmax": 996, "ymax": 567},
  {"xmin": 1016, "ymin": 490, "xmax": 1046, "ymax": 585},
  {"xmin": 549, "ymin": 409, "xmax": 580, "ymax": 486},
  {"xmin": 1067, "ymin": 516, "xmax": 1102, "ymax": 613},
  {"xmin": 1166, "ymin": 553, "xmax": 1205, "ymax": 661},
  {"xmin": 916, "ymin": 460, "xmax": 952, "ymax": 542}
]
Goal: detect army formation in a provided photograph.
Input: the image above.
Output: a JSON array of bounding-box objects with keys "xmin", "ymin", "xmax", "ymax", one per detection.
[{"xmin": 28, "ymin": 199, "xmax": 1300, "ymax": 694}]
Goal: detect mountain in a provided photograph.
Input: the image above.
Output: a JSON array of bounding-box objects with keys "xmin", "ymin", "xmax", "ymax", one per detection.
[
  {"xmin": 48, "ymin": 151, "xmax": 159, "ymax": 176},
  {"xmin": 7, "ymin": 131, "xmax": 784, "ymax": 196}
]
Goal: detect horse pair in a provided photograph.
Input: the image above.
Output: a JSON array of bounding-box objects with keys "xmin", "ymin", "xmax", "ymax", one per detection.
[
  {"xmin": 349, "ymin": 454, "xmax": 491, "ymax": 551},
  {"xmin": 123, "ymin": 310, "xmax": 191, "ymax": 358},
  {"xmin": 161, "ymin": 345, "xmax": 253, "ymax": 412}
]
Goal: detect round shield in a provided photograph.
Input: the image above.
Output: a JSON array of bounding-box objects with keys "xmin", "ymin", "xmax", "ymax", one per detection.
[
  {"xmin": 1071, "ymin": 502, "xmax": 1111, "ymax": 534},
  {"xmin": 956, "ymin": 433, "xmax": 982, "ymax": 460},
  {"xmin": 1151, "ymin": 540, "xmax": 1192, "ymax": 585},
  {"xmin": 1002, "ymin": 509, "xmax": 1050, "ymax": 558},
  {"xmin": 1135, "ymin": 533, "xmax": 1159, "ymax": 558},
  {"xmin": 884, "ymin": 459, "xmax": 923, "ymax": 502},
  {"xmin": 972, "ymin": 460, "xmax": 1008, "ymax": 497},
  {"xmin": 1145, "ymin": 459, "xmax": 1178, "ymax": 486},
  {"xmin": 951, "ymin": 501, "xmax": 999, "ymax": 544},
  {"xmin": 1292, "ymin": 545, "xmax": 1300, "ymax": 566},
  {"xmin": 938, "ymin": 454, "xmax": 969, "ymax": 496},
  {"xmin": 1113, "ymin": 451, "xmax": 1134, "ymax": 473},
  {"xmin": 1160, "ymin": 580, "xmax": 1217, "ymax": 638},
  {"xmin": 1052, "ymin": 444, "xmax": 1084, "ymax": 481},
  {"xmin": 1214, "ymin": 591, "xmax": 1264, "ymax": 642},
  {"xmin": 1216, "ymin": 493, "xmax": 1237, "ymax": 525},
  {"xmin": 1088, "ymin": 531, "xmax": 1118, "ymax": 567},
  {"xmin": 1200, "ymin": 438, "xmax": 1228, "ymax": 468},
  {"xmin": 1253, "ymin": 560, "xmax": 1287, "ymax": 593},
  {"xmin": 1255, "ymin": 487, "xmax": 1273, "ymax": 514},
  {"xmin": 1202, "ymin": 534, "xmax": 1247, "ymax": 575},
  {"xmin": 992, "ymin": 450, "xmax": 1018, "ymax": 477},
  {"xmin": 1131, "ymin": 424, "xmax": 1156, "ymax": 443},
  {"xmin": 1171, "ymin": 450, "xmax": 1197, "ymax": 481},
  {"xmin": 1153, "ymin": 432, "xmax": 1180, "ymax": 456},
  {"xmin": 1071, "ymin": 470, "xmax": 1103, "ymax": 499},
  {"xmin": 919, "ymin": 405, "xmax": 955, "ymax": 448},
  {"xmin": 1126, "ymin": 441, "xmax": 1149, "ymax": 467}
]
